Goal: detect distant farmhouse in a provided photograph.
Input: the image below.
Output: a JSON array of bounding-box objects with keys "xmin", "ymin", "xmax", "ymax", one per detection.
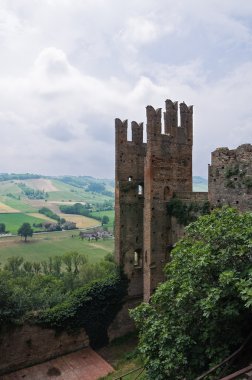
[{"xmin": 115, "ymin": 99, "xmax": 252, "ymax": 301}]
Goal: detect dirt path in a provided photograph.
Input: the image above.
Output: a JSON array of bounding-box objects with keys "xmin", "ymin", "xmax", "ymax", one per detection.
[{"xmin": 90, "ymin": 242, "xmax": 112, "ymax": 252}]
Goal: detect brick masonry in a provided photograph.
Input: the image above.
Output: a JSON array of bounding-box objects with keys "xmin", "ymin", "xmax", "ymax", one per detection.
[
  {"xmin": 115, "ymin": 99, "xmax": 252, "ymax": 302},
  {"xmin": 0, "ymin": 324, "xmax": 89, "ymax": 375}
]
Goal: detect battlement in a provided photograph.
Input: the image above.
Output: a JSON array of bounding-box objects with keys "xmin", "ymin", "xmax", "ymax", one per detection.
[
  {"xmin": 146, "ymin": 99, "xmax": 193, "ymax": 145},
  {"xmin": 115, "ymin": 118, "xmax": 146, "ymax": 147}
]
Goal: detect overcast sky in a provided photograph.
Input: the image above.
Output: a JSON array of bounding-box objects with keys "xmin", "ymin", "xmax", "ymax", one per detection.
[{"xmin": 0, "ymin": 0, "xmax": 252, "ymax": 178}]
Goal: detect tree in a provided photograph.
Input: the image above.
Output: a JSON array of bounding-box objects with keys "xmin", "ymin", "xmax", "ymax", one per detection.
[
  {"xmin": 131, "ymin": 207, "xmax": 252, "ymax": 380},
  {"xmin": 0, "ymin": 223, "xmax": 6, "ymax": 233},
  {"xmin": 17, "ymin": 222, "xmax": 33, "ymax": 242},
  {"xmin": 101, "ymin": 215, "xmax": 109, "ymax": 225}
]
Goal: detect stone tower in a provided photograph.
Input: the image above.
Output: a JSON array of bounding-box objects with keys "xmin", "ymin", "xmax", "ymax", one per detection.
[
  {"xmin": 209, "ymin": 144, "xmax": 252, "ymax": 211},
  {"xmin": 115, "ymin": 99, "xmax": 193, "ymax": 301}
]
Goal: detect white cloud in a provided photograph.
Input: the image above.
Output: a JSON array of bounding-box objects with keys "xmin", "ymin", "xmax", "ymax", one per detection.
[{"xmin": 0, "ymin": 0, "xmax": 251, "ymax": 178}]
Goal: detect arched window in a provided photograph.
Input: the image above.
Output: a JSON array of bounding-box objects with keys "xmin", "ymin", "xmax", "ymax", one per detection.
[{"xmin": 128, "ymin": 176, "xmax": 132, "ymax": 182}]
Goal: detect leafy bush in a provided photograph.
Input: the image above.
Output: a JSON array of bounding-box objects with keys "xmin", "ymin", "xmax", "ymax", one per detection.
[
  {"xmin": 131, "ymin": 208, "xmax": 252, "ymax": 380},
  {"xmin": 35, "ymin": 271, "xmax": 128, "ymax": 347},
  {"xmin": 39, "ymin": 207, "xmax": 60, "ymax": 222},
  {"xmin": 59, "ymin": 203, "xmax": 91, "ymax": 216},
  {"xmin": 0, "ymin": 253, "xmax": 124, "ymax": 348}
]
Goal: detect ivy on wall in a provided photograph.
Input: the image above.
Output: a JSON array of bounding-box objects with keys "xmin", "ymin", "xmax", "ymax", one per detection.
[
  {"xmin": 167, "ymin": 197, "xmax": 210, "ymax": 226},
  {"xmin": 33, "ymin": 271, "xmax": 128, "ymax": 348}
]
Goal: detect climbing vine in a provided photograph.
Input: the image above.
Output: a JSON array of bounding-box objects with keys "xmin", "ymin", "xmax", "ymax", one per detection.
[{"xmin": 167, "ymin": 197, "xmax": 210, "ymax": 225}]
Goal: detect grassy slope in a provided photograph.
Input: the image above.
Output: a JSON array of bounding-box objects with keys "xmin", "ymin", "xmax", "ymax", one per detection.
[
  {"xmin": 98, "ymin": 334, "xmax": 145, "ymax": 380},
  {"xmin": 0, "ymin": 196, "xmax": 38, "ymax": 213},
  {"xmin": 48, "ymin": 179, "xmax": 113, "ymax": 203},
  {"xmin": 91, "ymin": 210, "xmax": 114, "ymax": 228},
  {"xmin": 0, "ymin": 213, "xmax": 54, "ymax": 234},
  {"xmin": 0, "ymin": 230, "xmax": 114, "ymax": 265}
]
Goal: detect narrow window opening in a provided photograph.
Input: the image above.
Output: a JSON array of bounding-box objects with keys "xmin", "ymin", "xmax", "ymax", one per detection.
[
  {"xmin": 128, "ymin": 176, "xmax": 132, "ymax": 182},
  {"xmin": 134, "ymin": 251, "xmax": 139, "ymax": 266},
  {"xmin": 138, "ymin": 185, "xmax": 143, "ymax": 195},
  {"xmin": 236, "ymin": 200, "xmax": 239, "ymax": 204},
  {"xmin": 134, "ymin": 249, "xmax": 142, "ymax": 267}
]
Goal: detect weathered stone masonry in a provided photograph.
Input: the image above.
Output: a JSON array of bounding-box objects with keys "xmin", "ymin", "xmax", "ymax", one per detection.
[{"xmin": 115, "ymin": 99, "xmax": 252, "ymax": 302}]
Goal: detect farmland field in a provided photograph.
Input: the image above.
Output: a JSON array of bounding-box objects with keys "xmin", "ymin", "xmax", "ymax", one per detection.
[
  {"xmin": 0, "ymin": 230, "xmax": 114, "ymax": 265},
  {"xmin": 0, "ymin": 202, "xmax": 19, "ymax": 213},
  {"xmin": 59, "ymin": 213, "xmax": 100, "ymax": 228},
  {"xmin": 91, "ymin": 210, "xmax": 115, "ymax": 228},
  {"xmin": 0, "ymin": 213, "xmax": 52, "ymax": 234},
  {"xmin": 0, "ymin": 196, "xmax": 37, "ymax": 213}
]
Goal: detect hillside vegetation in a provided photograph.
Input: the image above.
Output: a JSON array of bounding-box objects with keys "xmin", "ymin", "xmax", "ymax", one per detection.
[{"xmin": 0, "ymin": 174, "xmax": 115, "ymax": 234}]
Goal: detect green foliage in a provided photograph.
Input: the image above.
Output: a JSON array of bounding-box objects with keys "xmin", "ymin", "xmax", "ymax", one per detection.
[
  {"xmin": 17, "ymin": 222, "xmax": 33, "ymax": 241},
  {"xmin": 224, "ymin": 165, "xmax": 239, "ymax": 178},
  {"xmin": 0, "ymin": 252, "xmax": 121, "ymax": 343},
  {"xmin": 225, "ymin": 179, "xmax": 235, "ymax": 188},
  {"xmin": 0, "ymin": 173, "xmax": 41, "ymax": 182},
  {"xmin": 243, "ymin": 176, "xmax": 252, "ymax": 189},
  {"xmin": 18, "ymin": 182, "xmax": 48, "ymax": 199},
  {"xmin": 39, "ymin": 207, "xmax": 60, "ymax": 222},
  {"xmin": 102, "ymin": 215, "xmax": 110, "ymax": 225},
  {"xmin": 131, "ymin": 208, "xmax": 252, "ymax": 380},
  {"xmin": 0, "ymin": 223, "xmax": 6, "ymax": 233},
  {"xmin": 59, "ymin": 202, "xmax": 91, "ymax": 216},
  {"xmin": 34, "ymin": 270, "xmax": 128, "ymax": 347},
  {"xmin": 167, "ymin": 197, "xmax": 210, "ymax": 225}
]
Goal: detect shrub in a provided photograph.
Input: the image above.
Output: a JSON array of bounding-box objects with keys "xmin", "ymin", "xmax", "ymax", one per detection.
[{"xmin": 131, "ymin": 208, "xmax": 252, "ymax": 379}]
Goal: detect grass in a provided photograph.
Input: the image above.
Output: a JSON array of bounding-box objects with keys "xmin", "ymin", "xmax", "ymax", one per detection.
[
  {"xmin": 0, "ymin": 181, "xmax": 22, "ymax": 196},
  {"xmin": 0, "ymin": 230, "xmax": 114, "ymax": 265},
  {"xmin": 0, "ymin": 213, "xmax": 52, "ymax": 234},
  {"xmin": 98, "ymin": 333, "xmax": 145, "ymax": 380},
  {"xmin": 91, "ymin": 210, "xmax": 115, "ymax": 228},
  {"xmin": 1, "ymin": 196, "xmax": 38, "ymax": 213},
  {"xmin": 48, "ymin": 179, "xmax": 113, "ymax": 203}
]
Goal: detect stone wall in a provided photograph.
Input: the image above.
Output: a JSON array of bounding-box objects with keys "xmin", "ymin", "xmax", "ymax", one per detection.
[
  {"xmin": 209, "ymin": 144, "xmax": 252, "ymax": 211},
  {"xmin": 108, "ymin": 296, "xmax": 142, "ymax": 341},
  {"xmin": 0, "ymin": 324, "xmax": 89, "ymax": 375},
  {"xmin": 115, "ymin": 100, "xmax": 194, "ymax": 302},
  {"xmin": 115, "ymin": 119, "xmax": 146, "ymax": 297}
]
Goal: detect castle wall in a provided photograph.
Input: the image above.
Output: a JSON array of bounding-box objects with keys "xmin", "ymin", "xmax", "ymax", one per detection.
[
  {"xmin": 115, "ymin": 119, "xmax": 146, "ymax": 297},
  {"xmin": 169, "ymin": 192, "xmax": 209, "ymax": 244},
  {"xmin": 143, "ymin": 101, "xmax": 193, "ymax": 301},
  {"xmin": 0, "ymin": 324, "xmax": 89, "ymax": 375},
  {"xmin": 209, "ymin": 144, "xmax": 252, "ymax": 211}
]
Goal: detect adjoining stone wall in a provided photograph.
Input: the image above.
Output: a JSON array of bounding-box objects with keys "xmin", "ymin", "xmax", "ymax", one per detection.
[
  {"xmin": 169, "ymin": 192, "xmax": 209, "ymax": 244},
  {"xmin": 209, "ymin": 144, "xmax": 252, "ymax": 211},
  {"xmin": 0, "ymin": 324, "xmax": 89, "ymax": 375},
  {"xmin": 108, "ymin": 296, "xmax": 142, "ymax": 341}
]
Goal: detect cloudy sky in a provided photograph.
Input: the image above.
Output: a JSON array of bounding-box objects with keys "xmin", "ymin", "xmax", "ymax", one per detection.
[{"xmin": 0, "ymin": 0, "xmax": 252, "ymax": 178}]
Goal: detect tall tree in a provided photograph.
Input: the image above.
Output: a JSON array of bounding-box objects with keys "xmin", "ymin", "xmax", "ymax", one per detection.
[
  {"xmin": 131, "ymin": 207, "xmax": 252, "ymax": 380},
  {"xmin": 18, "ymin": 222, "xmax": 33, "ymax": 242}
]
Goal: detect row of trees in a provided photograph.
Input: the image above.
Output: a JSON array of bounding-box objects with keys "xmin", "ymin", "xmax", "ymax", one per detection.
[{"xmin": 0, "ymin": 252, "xmax": 117, "ymax": 325}]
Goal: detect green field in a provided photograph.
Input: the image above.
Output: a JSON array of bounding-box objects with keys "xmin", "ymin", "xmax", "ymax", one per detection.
[
  {"xmin": 91, "ymin": 210, "xmax": 115, "ymax": 228},
  {"xmin": 48, "ymin": 179, "xmax": 113, "ymax": 203},
  {"xmin": 0, "ymin": 230, "xmax": 114, "ymax": 265},
  {"xmin": 0, "ymin": 196, "xmax": 37, "ymax": 213},
  {"xmin": 0, "ymin": 213, "xmax": 51, "ymax": 234}
]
